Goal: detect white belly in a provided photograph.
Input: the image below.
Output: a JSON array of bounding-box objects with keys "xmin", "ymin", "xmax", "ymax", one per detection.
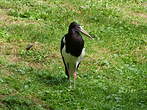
[{"xmin": 62, "ymin": 46, "xmax": 85, "ymax": 73}]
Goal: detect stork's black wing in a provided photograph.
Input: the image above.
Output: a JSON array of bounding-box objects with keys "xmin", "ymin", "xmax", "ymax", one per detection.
[
  {"xmin": 60, "ymin": 36, "xmax": 64, "ymax": 52},
  {"xmin": 60, "ymin": 36, "xmax": 69, "ymax": 79}
]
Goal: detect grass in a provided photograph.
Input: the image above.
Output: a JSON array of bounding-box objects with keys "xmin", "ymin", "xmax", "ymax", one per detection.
[{"xmin": 0, "ymin": 0, "xmax": 147, "ymax": 109}]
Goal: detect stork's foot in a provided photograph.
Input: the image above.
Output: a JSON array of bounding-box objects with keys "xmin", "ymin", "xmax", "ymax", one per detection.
[
  {"xmin": 68, "ymin": 79, "xmax": 75, "ymax": 89},
  {"xmin": 69, "ymin": 79, "xmax": 73, "ymax": 89}
]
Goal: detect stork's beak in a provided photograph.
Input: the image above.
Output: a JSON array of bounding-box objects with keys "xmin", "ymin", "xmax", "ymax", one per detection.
[{"xmin": 78, "ymin": 26, "xmax": 93, "ymax": 39}]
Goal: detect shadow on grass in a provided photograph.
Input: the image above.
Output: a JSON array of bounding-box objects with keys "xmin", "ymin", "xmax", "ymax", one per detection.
[
  {"xmin": 1, "ymin": 95, "xmax": 55, "ymax": 110},
  {"xmin": 37, "ymin": 74, "xmax": 68, "ymax": 86}
]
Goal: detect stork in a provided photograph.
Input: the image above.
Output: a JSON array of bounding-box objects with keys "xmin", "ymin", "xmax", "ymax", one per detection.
[{"xmin": 60, "ymin": 22, "xmax": 93, "ymax": 87}]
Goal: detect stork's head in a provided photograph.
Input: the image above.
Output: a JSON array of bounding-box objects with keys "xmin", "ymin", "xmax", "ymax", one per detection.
[{"xmin": 68, "ymin": 22, "xmax": 93, "ymax": 39}]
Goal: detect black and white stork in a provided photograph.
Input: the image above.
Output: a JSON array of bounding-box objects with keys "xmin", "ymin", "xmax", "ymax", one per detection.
[{"xmin": 60, "ymin": 22, "xmax": 93, "ymax": 87}]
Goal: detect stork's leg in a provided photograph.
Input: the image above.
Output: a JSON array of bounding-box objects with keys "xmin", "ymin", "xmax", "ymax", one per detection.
[
  {"xmin": 66, "ymin": 63, "xmax": 70, "ymax": 80},
  {"xmin": 74, "ymin": 72, "xmax": 77, "ymax": 80},
  {"xmin": 73, "ymin": 72, "xmax": 77, "ymax": 88},
  {"xmin": 68, "ymin": 70, "xmax": 72, "ymax": 88},
  {"xmin": 66, "ymin": 63, "xmax": 72, "ymax": 88}
]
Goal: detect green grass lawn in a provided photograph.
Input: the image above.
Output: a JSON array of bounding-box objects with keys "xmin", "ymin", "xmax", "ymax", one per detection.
[{"xmin": 0, "ymin": 0, "xmax": 147, "ymax": 110}]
